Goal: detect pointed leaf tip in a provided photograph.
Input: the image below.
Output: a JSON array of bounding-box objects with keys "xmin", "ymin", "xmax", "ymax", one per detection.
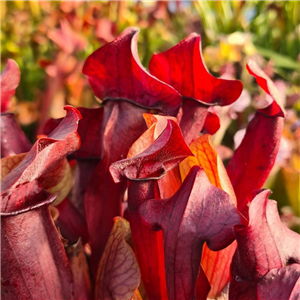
[{"xmin": 246, "ymin": 59, "xmax": 285, "ymax": 117}]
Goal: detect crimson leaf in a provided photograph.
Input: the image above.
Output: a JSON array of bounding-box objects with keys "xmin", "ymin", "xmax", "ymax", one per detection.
[{"xmin": 149, "ymin": 33, "xmax": 242, "ymax": 144}]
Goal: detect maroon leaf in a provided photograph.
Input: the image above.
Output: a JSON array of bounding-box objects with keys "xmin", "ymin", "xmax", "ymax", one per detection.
[
  {"xmin": 1, "ymin": 59, "xmax": 31, "ymax": 158},
  {"xmin": 82, "ymin": 27, "xmax": 182, "ymax": 116},
  {"xmin": 1, "ymin": 105, "xmax": 81, "ymax": 213},
  {"xmin": 1, "ymin": 186, "xmax": 75, "ymax": 300},
  {"xmin": 246, "ymin": 60, "xmax": 284, "ymax": 117},
  {"xmin": 139, "ymin": 166, "xmax": 240, "ymax": 300},
  {"xmin": 80, "ymin": 28, "xmax": 183, "ymax": 272},
  {"xmin": 43, "ymin": 107, "xmax": 104, "ymax": 159},
  {"xmin": 42, "ymin": 108, "xmax": 104, "ymax": 221},
  {"xmin": 110, "ymin": 119, "xmax": 192, "ymax": 300},
  {"xmin": 229, "ymin": 189, "xmax": 300, "ymax": 300},
  {"xmin": 83, "ymin": 101, "xmax": 148, "ymax": 276},
  {"xmin": 56, "ymin": 197, "xmax": 89, "ymax": 244},
  {"xmin": 1, "ymin": 113, "xmax": 32, "ymax": 158},
  {"xmin": 0, "ymin": 59, "xmax": 20, "ymax": 112},
  {"xmin": 1, "ymin": 106, "xmax": 81, "ymax": 299},
  {"xmin": 226, "ymin": 60, "xmax": 284, "ymax": 216},
  {"xmin": 149, "ymin": 33, "xmax": 243, "ymax": 144},
  {"xmin": 257, "ymin": 265, "xmax": 300, "ymax": 300},
  {"xmin": 110, "ymin": 119, "xmax": 192, "ymax": 182},
  {"xmin": 195, "ymin": 266, "xmax": 211, "ymax": 300}
]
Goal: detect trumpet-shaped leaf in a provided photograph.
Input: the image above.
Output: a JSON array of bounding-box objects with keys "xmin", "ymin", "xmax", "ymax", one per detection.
[
  {"xmin": 82, "ymin": 27, "xmax": 181, "ymax": 116},
  {"xmin": 229, "ymin": 190, "xmax": 300, "ymax": 300},
  {"xmin": 80, "ymin": 27, "xmax": 184, "ymax": 272},
  {"xmin": 1, "ymin": 106, "xmax": 81, "ymax": 299},
  {"xmin": 1, "ymin": 106, "xmax": 81, "ymax": 214},
  {"xmin": 180, "ymin": 134, "xmax": 238, "ymax": 298},
  {"xmin": 110, "ymin": 120, "xmax": 192, "ymax": 300},
  {"xmin": 149, "ymin": 33, "xmax": 243, "ymax": 144},
  {"xmin": 226, "ymin": 60, "xmax": 284, "ymax": 217},
  {"xmin": 1, "ymin": 188, "xmax": 75, "ymax": 300},
  {"xmin": 110, "ymin": 120, "xmax": 192, "ymax": 182},
  {"xmin": 140, "ymin": 166, "xmax": 240, "ymax": 300}
]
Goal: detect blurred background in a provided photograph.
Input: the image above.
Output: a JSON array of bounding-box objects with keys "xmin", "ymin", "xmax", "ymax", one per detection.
[{"xmin": 1, "ymin": 0, "xmax": 300, "ymax": 231}]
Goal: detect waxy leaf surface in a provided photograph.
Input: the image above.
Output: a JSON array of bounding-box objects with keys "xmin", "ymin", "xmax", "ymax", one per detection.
[
  {"xmin": 149, "ymin": 33, "xmax": 242, "ymax": 144},
  {"xmin": 230, "ymin": 190, "xmax": 300, "ymax": 300},
  {"xmin": 81, "ymin": 28, "xmax": 183, "ymax": 270},
  {"xmin": 110, "ymin": 119, "xmax": 192, "ymax": 182},
  {"xmin": 82, "ymin": 27, "xmax": 181, "ymax": 116},
  {"xmin": 149, "ymin": 33, "xmax": 242, "ymax": 106},
  {"xmin": 56, "ymin": 197, "xmax": 89, "ymax": 244},
  {"xmin": 140, "ymin": 166, "xmax": 240, "ymax": 300},
  {"xmin": 1, "ymin": 106, "xmax": 81, "ymax": 214},
  {"xmin": 180, "ymin": 134, "xmax": 238, "ymax": 298},
  {"xmin": 95, "ymin": 217, "xmax": 140, "ymax": 300},
  {"xmin": 0, "ymin": 59, "xmax": 20, "ymax": 112},
  {"xmin": 226, "ymin": 60, "xmax": 284, "ymax": 216},
  {"xmin": 83, "ymin": 101, "xmax": 148, "ymax": 275},
  {"xmin": 110, "ymin": 119, "xmax": 192, "ymax": 300},
  {"xmin": 43, "ymin": 107, "xmax": 104, "ymax": 159},
  {"xmin": 1, "ymin": 106, "xmax": 81, "ymax": 299},
  {"xmin": 1, "ymin": 187, "xmax": 75, "ymax": 300}
]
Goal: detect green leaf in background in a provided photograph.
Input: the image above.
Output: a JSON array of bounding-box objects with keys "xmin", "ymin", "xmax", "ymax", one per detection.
[{"xmin": 255, "ymin": 46, "xmax": 300, "ymax": 71}]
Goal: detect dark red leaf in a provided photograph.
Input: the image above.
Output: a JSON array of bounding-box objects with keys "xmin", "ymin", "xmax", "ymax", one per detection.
[
  {"xmin": 56, "ymin": 197, "xmax": 89, "ymax": 244},
  {"xmin": 1, "ymin": 113, "xmax": 32, "ymax": 158},
  {"xmin": 110, "ymin": 119, "xmax": 192, "ymax": 300},
  {"xmin": 226, "ymin": 60, "xmax": 284, "ymax": 217},
  {"xmin": 82, "ymin": 101, "xmax": 148, "ymax": 276},
  {"xmin": 246, "ymin": 60, "xmax": 284, "ymax": 117},
  {"xmin": 139, "ymin": 166, "xmax": 240, "ymax": 300},
  {"xmin": 110, "ymin": 119, "xmax": 193, "ymax": 182},
  {"xmin": 257, "ymin": 265, "xmax": 300, "ymax": 300},
  {"xmin": 42, "ymin": 108, "xmax": 104, "ymax": 222},
  {"xmin": 43, "ymin": 107, "xmax": 104, "ymax": 159},
  {"xmin": 149, "ymin": 33, "xmax": 243, "ymax": 144},
  {"xmin": 229, "ymin": 189, "xmax": 300, "ymax": 300},
  {"xmin": 0, "ymin": 59, "xmax": 20, "ymax": 112},
  {"xmin": 195, "ymin": 266, "xmax": 211, "ymax": 300},
  {"xmin": 149, "ymin": 33, "xmax": 242, "ymax": 105},
  {"xmin": 1, "ymin": 105, "xmax": 81, "ymax": 213},
  {"xmin": 82, "ymin": 27, "xmax": 182, "ymax": 116},
  {"xmin": 1, "ymin": 186, "xmax": 75, "ymax": 300}
]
